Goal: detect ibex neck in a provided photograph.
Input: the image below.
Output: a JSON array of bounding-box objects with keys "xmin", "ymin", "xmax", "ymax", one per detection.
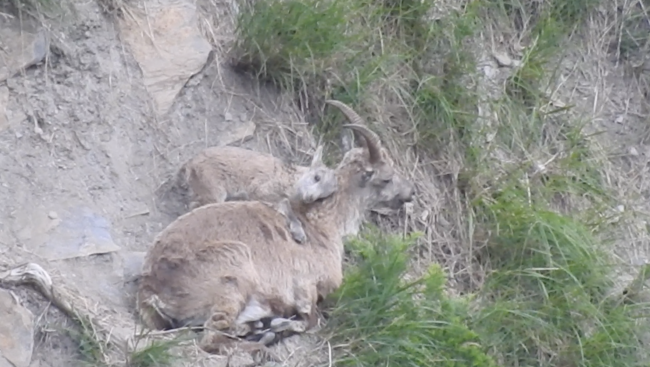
[{"xmin": 297, "ymin": 194, "xmax": 363, "ymax": 238}]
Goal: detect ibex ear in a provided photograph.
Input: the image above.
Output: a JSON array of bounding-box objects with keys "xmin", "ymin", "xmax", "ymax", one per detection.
[{"xmin": 310, "ymin": 145, "xmax": 325, "ymax": 168}]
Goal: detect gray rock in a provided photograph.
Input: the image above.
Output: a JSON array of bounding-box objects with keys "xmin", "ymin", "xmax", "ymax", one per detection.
[
  {"xmin": 12, "ymin": 205, "xmax": 121, "ymax": 261},
  {"xmin": 0, "ymin": 17, "xmax": 50, "ymax": 82},
  {"xmin": 0, "ymin": 289, "xmax": 34, "ymax": 367},
  {"xmin": 118, "ymin": 0, "xmax": 212, "ymax": 116}
]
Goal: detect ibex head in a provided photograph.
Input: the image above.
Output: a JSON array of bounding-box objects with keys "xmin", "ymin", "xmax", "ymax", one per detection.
[
  {"xmin": 325, "ymin": 100, "xmax": 415, "ymax": 211},
  {"xmin": 293, "ymin": 145, "xmax": 338, "ymax": 204}
]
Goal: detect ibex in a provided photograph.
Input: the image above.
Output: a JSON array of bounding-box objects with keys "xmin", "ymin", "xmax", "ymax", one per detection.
[
  {"xmin": 257, "ymin": 145, "xmax": 336, "ymax": 244},
  {"xmin": 179, "ymin": 145, "xmax": 326, "ymax": 207},
  {"xmin": 178, "ymin": 144, "xmax": 337, "ymax": 244},
  {"xmin": 137, "ymin": 118, "xmax": 411, "ymax": 355},
  {"xmin": 178, "ymin": 100, "xmax": 414, "ymax": 235}
]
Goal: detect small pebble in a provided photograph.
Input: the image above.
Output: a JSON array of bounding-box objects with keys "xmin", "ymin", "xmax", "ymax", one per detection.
[
  {"xmin": 483, "ymin": 65, "xmax": 497, "ymax": 78},
  {"xmin": 629, "ymin": 147, "xmax": 639, "ymax": 156},
  {"xmin": 493, "ymin": 51, "xmax": 513, "ymax": 67},
  {"xmin": 48, "ymin": 211, "xmax": 58, "ymax": 219},
  {"xmin": 224, "ymin": 112, "xmax": 233, "ymax": 121}
]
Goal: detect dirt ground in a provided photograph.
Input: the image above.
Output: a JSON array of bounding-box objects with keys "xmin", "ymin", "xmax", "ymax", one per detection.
[
  {"xmin": 0, "ymin": 0, "xmax": 321, "ymax": 365},
  {"xmin": 1, "ymin": 0, "xmax": 650, "ymax": 366}
]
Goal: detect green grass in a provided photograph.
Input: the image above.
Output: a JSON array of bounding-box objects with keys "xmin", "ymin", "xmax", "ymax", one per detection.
[
  {"xmin": 481, "ymin": 0, "xmax": 600, "ymax": 106},
  {"xmin": 61, "ymin": 315, "xmax": 184, "ymax": 367},
  {"xmin": 127, "ymin": 336, "xmax": 183, "ymax": 367},
  {"xmin": 325, "ymin": 229, "xmax": 496, "ymax": 367},
  {"xmin": 62, "ymin": 315, "xmax": 108, "ymax": 366},
  {"xmin": 231, "ymin": 0, "xmax": 650, "ymax": 365},
  {"xmin": 233, "ymin": 0, "xmax": 480, "ymax": 154},
  {"xmin": 472, "ymin": 190, "xmax": 640, "ymax": 366},
  {"xmin": 611, "ymin": 0, "xmax": 650, "ymax": 79}
]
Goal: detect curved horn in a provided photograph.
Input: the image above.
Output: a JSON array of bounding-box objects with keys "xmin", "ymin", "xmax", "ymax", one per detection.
[
  {"xmin": 325, "ymin": 100, "xmax": 365, "ymax": 125},
  {"xmin": 325, "ymin": 99, "xmax": 368, "ymax": 150},
  {"xmin": 342, "ymin": 124, "xmax": 383, "ymax": 164}
]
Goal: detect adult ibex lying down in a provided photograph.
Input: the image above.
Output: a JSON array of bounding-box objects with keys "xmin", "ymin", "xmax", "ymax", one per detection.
[
  {"xmin": 137, "ymin": 118, "xmax": 411, "ymax": 354},
  {"xmin": 178, "ymin": 100, "xmax": 414, "ymax": 234}
]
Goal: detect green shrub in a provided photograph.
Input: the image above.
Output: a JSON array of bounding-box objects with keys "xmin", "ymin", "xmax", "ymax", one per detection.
[
  {"xmin": 472, "ymin": 185, "xmax": 642, "ymax": 367},
  {"xmin": 325, "ymin": 229, "xmax": 496, "ymax": 367}
]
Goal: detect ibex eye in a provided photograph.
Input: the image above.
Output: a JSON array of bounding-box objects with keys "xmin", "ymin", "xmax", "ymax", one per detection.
[{"xmin": 314, "ymin": 175, "xmax": 321, "ymax": 182}]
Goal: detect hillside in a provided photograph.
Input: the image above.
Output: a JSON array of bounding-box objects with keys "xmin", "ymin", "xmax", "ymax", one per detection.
[{"xmin": 0, "ymin": 0, "xmax": 649, "ymax": 366}]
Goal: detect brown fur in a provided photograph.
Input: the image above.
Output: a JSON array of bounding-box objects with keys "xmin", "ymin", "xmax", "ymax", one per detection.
[
  {"xmin": 181, "ymin": 145, "xmax": 413, "ymax": 216},
  {"xmin": 325, "ymin": 99, "xmax": 415, "ymax": 216},
  {"xmin": 179, "ymin": 100, "xmax": 414, "ymax": 223},
  {"xmin": 137, "ymin": 139, "xmax": 385, "ymax": 351},
  {"xmin": 137, "ymin": 105, "xmax": 413, "ymax": 355},
  {"xmin": 137, "ymin": 199, "xmax": 341, "ymax": 352},
  {"xmin": 180, "ymin": 146, "xmax": 308, "ymax": 206},
  {"xmin": 178, "ymin": 145, "xmax": 336, "ymax": 245},
  {"xmin": 137, "ymin": 172, "xmax": 358, "ymax": 329}
]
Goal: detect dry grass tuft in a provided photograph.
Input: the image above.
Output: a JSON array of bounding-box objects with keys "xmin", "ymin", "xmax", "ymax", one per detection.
[
  {"xmin": 0, "ymin": 263, "xmax": 199, "ymax": 367},
  {"xmin": 0, "ymin": 263, "xmax": 122, "ymax": 365}
]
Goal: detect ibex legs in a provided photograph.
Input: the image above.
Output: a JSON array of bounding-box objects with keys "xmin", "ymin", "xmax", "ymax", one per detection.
[
  {"xmin": 244, "ymin": 285, "xmax": 320, "ymax": 346},
  {"xmin": 199, "ymin": 296, "xmax": 278, "ymax": 360}
]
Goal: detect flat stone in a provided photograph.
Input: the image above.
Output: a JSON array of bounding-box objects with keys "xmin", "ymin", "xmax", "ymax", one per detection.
[
  {"xmin": 12, "ymin": 205, "xmax": 121, "ymax": 261},
  {"xmin": 0, "ymin": 16, "xmax": 50, "ymax": 82},
  {"xmin": 493, "ymin": 51, "xmax": 513, "ymax": 67},
  {"xmin": 118, "ymin": 0, "xmax": 212, "ymax": 116},
  {"xmin": 0, "ymin": 289, "xmax": 34, "ymax": 367}
]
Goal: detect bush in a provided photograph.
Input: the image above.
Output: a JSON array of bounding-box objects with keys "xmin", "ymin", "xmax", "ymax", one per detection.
[
  {"xmin": 325, "ymin": 229, "xmax": 496, "ymax": 367},
  {"xmin": 473, "ymin": 189, "xmax": 641, "ymax": 366}
]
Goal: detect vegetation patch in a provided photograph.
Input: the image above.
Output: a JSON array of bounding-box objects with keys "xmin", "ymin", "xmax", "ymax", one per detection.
[
  {"xmin": 127, "ymin": 335, "xmax": 183, "ymax": 367},
  {"xmin": 232, "ymin": 0, "xmax": 480, "ymax": 155},
  {"xmin": 614, "ymin": 0, "xmax": 650, "ymax": 62},
  {"xmin": 472, "ymin": 189, "xmax": 641, "ymax": 366},
  {"xmin": 326, "ymin": 229, "xmax": 496, "ymax": 367},
  {"xmin": 232, "ymin": 0, "xmax": 650, "ymax": 365},
  {"xmin": 62, "ymin": 315, "xmax": 108, "ymax": 366}
]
